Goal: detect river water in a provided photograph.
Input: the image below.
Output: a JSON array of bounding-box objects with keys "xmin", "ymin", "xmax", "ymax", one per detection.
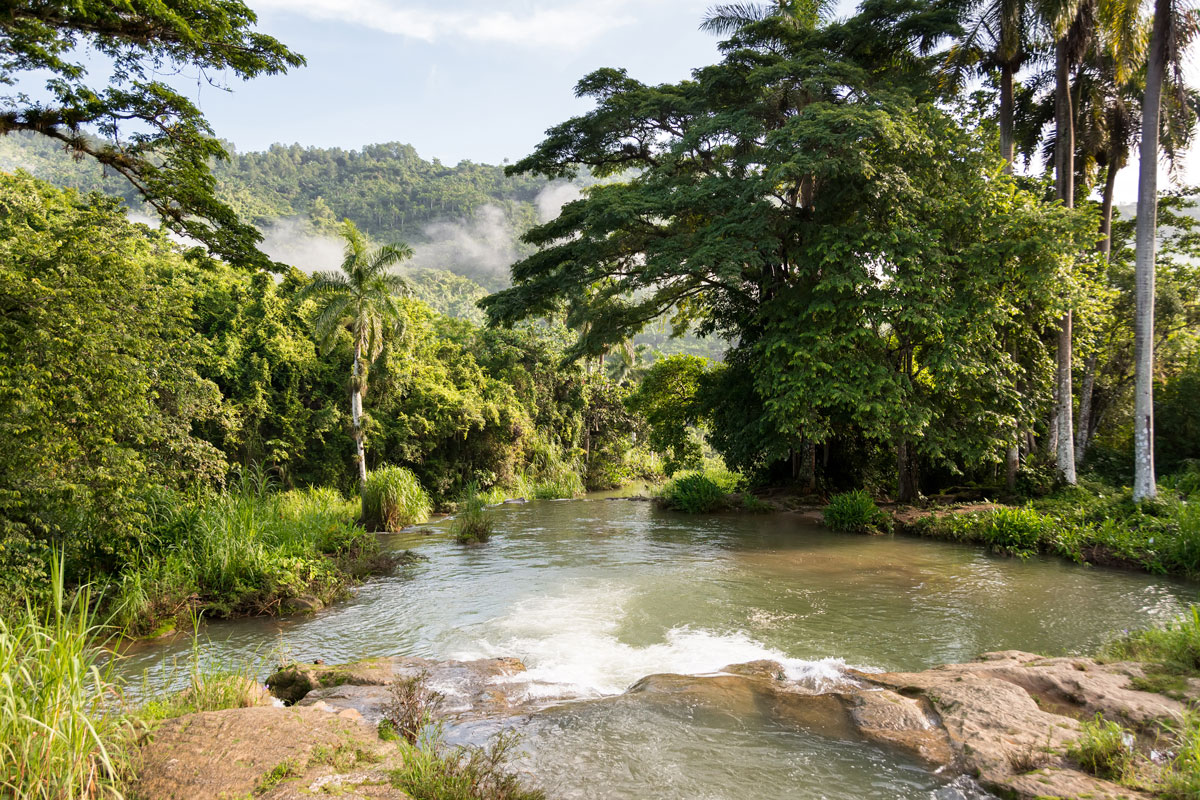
[{"xmin": 117, "ymin": 498, "xmax": 1197, "ymax": 799}]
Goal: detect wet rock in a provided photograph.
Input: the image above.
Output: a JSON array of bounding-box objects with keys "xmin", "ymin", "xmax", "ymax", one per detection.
[
  {"xmin": 277, "ymin": 655, "xmax": 529, "ymax": 720},
  {"xmin": 280, "ymin": 594, "xmax": 324, "ymax": 614},
  {"xmin": 135, "ymin": 705, "xmax": 410, "ymax": 800},
  {"xmin": 267, "ymin": 658, "xmax": 393, "ymax": 704}
]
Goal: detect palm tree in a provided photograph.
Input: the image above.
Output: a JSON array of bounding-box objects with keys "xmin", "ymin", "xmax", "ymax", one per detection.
[
  {"xmin": 942, "ymin": 0, "xmax": 1036, "ymax": 174},
  {"xmin": 700, "ymin": 0, "xmax": 832, "ymax": 35},
  {"xmin": 300, "ymin": 220, "xmax": 412, "ymax": 514},
  {"xmin": 1132, "ymin": 0, "xmax": 1186, "ymax": 501}
]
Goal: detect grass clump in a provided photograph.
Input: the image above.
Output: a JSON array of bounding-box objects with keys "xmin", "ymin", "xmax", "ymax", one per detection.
[
  {"xmin": 659, "ymin": 472, "xmax": 727, "ymax": 513},
  {"xmin": 452, "ymin": 484, "xmax": 494, "ymax": 544},
  {"xmin": 137, "ymin": 622, "xmax": 265, "ymax": 722},
  {"xmin": 1106, "ymin": 606, "xmax": 1200, "ymax": 675},
  {"xmin": 364, "ymin": 465, "xmax": 433, "ymax": 531},
  {"xmin": 1068, "ymin": 713, "xmax": 1134, "ymax": 782},
  {"xmin": 0, "ymin": 564, "xmax": 131, "ymax": 800},
  {"xmin": 823, "ymin": 490, "xmax": 891, "ymax": 534},
  {"xmin": 390, "ymin": 731, "xmax": 544, "ymax": 800}
]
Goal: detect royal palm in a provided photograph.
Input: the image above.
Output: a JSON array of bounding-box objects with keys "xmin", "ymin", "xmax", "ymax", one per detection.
[{"xmin": 301, "ymin": 221, "xmax": 412, "ymax": 516}]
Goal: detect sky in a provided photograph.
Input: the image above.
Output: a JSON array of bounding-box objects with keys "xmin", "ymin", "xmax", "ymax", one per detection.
[
  {"xmin": 185, "ymin": 0, "xmax": 723, "ymax": 165},
  {"xmin": 43, "ymin": 0, "xmax": 1200, "ymax": 204}
]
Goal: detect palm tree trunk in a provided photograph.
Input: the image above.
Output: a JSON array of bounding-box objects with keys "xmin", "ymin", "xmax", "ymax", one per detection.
[
  {"xmin": 1000, "ymin": 64, "xmax": 1015, "ymax": 174},
  {"xmin": 1075, "ymin": 352, "xmax": 1098, "ymax": 464},
  {"xmin": 1133, "ymin": 0, "xmax": 1170, "ymax": 502},
  {"xmin": 1099, "ymin": 160, "xmax": 1120, "ymax": 259},
  {"xmin": 1054, "ymin": 37, "xmax": 1077, "ymax": 485},
  {"xmin": 352, "ymin": 340, "xmax": 369, "ymax": 519}
]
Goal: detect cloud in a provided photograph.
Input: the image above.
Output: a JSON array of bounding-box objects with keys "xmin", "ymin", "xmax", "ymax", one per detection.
[
  {"xmin": 252, "ymin": 0, "xmax": 638, "ymax": 48},
  {"xmin": 535, "ymin": 181, "xmax": 582, "ymax": 222},
  {"xmin": 256, "ymin": 218, "xmax": 346, "ymax": 274},
  {"xmin": 407, "ymin": 204, "xmax": 518, "ymax": 288}
]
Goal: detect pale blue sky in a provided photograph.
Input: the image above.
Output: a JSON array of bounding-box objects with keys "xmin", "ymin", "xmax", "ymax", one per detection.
[{"xmin": 188, "ymin": 0, "xmax": 726, "ymax": 164}]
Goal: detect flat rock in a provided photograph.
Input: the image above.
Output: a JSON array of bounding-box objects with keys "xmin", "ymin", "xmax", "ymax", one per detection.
[{"xmin": 135, "ymin": 705, "xmax": 410, "ymax": 800}]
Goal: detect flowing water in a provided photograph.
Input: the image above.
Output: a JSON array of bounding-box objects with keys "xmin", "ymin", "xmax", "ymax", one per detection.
[{"xmin": 118, "ymin": 498, "xmax": 1198, "ymax": 799}]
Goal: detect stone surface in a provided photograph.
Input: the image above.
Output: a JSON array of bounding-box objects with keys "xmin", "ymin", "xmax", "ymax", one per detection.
[
  {"xmin": 135, "ymin": 705, "xmax": 411, "ymax": 800},
  {"xmin": 143, "ymin": 649, "xmax": 1183, "ymax": 800}
]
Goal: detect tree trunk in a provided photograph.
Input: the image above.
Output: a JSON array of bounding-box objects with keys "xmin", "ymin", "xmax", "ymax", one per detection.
[
  {"xmin": 352, "ymin": 341, "xmax": 368, "ymax": 521},
  {"xmin": 1000, "ymin": 64, "xmax": 1015, "ymax": 175},
  {"xmin": 897, "ymin": 438, "xmax": 917, "ymax": 504},
  {"xmin": 1099, "ymin": 161, "xmax": 1120, "ymax": 259},
  {"xmin": 1054, "ymin": 37, "xmax": 1077, "ymax": 485},
  {"xmin": 1005, "ymin": 443, "xmax": 1019, "ymax": 493},
  {"xmin": 1075, "ymin": 352, "xmax": 1097, "ymax": 465},
  {"xmin": 1133, "ymin": 0, "xmax": 1170, "ymax": 502}
]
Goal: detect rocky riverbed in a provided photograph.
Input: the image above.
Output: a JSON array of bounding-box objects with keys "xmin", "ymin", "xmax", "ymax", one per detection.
[{"xmin": 133, "ymin": 650, "xmax": 1186, "ymax": 800}]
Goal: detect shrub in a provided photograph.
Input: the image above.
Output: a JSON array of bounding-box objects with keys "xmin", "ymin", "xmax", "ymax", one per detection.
[
  {"xmin": 364, "ymin": 466, "xmax": 433, "ymax": 531},
  {"xmin": 0, "ymin": 564, "xmax": 132, "ymax": 800},
  {"xmin": 823, "ymin": 490, "xmax": 890, "ymax": 534},
  {"xmin": 452, "ymin": 484, "xmax": 494, "ymax": 545},
  {"xmin": 382, "ymin": 671, "xmax": 445, "ymax": 745},
  {"xmin": 1068, "ymin": 713, "xmax": 1133, "ymax": 781},
  {"xmin": 659, "ymin": 473, "xmax": 727, "ymax": 513}
]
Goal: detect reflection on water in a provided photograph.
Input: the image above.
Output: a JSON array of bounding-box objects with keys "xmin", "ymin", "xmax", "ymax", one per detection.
[{"xmin": 114, "ymin": 499, "xmax": 1198, "ymax": 800}]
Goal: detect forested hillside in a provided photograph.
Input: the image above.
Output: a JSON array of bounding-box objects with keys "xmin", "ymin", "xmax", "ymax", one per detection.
[{"xmin": 0, "ymin": 133, "xmax": 548, "ymax": 289}]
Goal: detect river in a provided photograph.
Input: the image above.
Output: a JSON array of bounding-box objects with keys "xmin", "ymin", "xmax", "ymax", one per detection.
[{"xmin": 116, "ymin": 498, "xmax": 1197, "ymax": 799}]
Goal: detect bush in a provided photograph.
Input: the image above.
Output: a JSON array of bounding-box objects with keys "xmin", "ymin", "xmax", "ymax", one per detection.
[
  {"xmin": 364, "ymin": 466, "xmax": 433, "ymax": 531},
  {"xmin": 659, "ymin": 473, "xmax": 727, "ymax": 513},
  {"xmin": 1068, "ymin": 713, "xmax": 1133, "ymax": 781},
  {"xmin": 452, "ymin": 484, "xmax": 494, "ymax": 544},
  {"xmin": 382, "ymin": 671, "xmax": 445, "ymax": 744},
  {"xmin": 823, "ymin": 490, "xmax": 890, "ymax": 534}
]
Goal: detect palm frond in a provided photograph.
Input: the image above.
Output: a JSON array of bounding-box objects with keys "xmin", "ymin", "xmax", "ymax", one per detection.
[{"xmin": 311, "ymin": 293, "xmax": 354, "ymax": 353}]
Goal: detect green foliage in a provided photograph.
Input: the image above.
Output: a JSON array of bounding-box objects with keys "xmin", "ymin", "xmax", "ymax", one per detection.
[
  {"xmin": 1162, "ymin": 712, "xmax": 1200, "ymax": 799},
  {"xmin": 0, "ymin": 3, "xmax": 304, "ymax": 266},
  {"xmin": 137, "ymin": 623, "xmax": 264, "ymax": 722},
  {"xmin": 0, "ymin": 565, "xmax": 131, "ymax": 800},
  {"xmin": 912, "ymin": 482, "xmax": 1200, "ymax": 577},
  {"xmin": 452, "ymin": 484, "xmax": 494, "ymax": 544},
  {"xmin": 1067, "ymin": 713, "xmax": 1134, "ymax": 782},
  {"xmin": 390, "ymin": 732, "xmax": 545, "ymax": 800},
  {"xmin": 659, "ymin": 473, "xmax": 728, "ymax": 514},
  {"xmin": 484, "ymin": 9, "xmax": 1094, "ymax": 494},
  {"xmin": 110, "ymin": 483, "xmax": 382, "ymax": 636},
  {"xmin": 364, "ymin": 467, "xmax": 432, "ymax": 531},
  {"xmin": 1106, "ymin": 607, "xmax": 1200, "ymax": 674},
  {"xmin": 0, "ymin": 172, "xmax": 226, "ymax": 584},
  {"xmin": 627, "ymin": 355, "xmax": 711, "ymax": 475},
  {"xmin": 823, "ymin": 491, "xmax": 891, "ymax": 534}
]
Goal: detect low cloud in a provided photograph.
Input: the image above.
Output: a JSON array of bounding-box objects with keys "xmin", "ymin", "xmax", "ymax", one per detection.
[
  {"xmin": 408, "ymin": 204, "xmax": 517, "ymax": 288},
  {"xmin": 535, "ymin": 181, "xmax": 583, "ymax": 222},
  {"xmin": 257, "ymin": 218, "xmax": 345, "ymax": 274},
  {"xmin": 253, "ymin": 0, "xmax": 638, "ymax": 48}
]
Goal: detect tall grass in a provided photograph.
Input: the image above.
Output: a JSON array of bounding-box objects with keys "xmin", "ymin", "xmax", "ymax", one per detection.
[
  {"xmin": 364, "ymin": 466, "xmax": 433, "ymax": 531},
  {"xmin": 110, "ymin": 484, "xmax": 383, "ymax": 635},
  {"xmin": 452, "ymin": 483, "xmax": 494, "ymax": 544},
  {"xmin": 0, "ymin": 563, "xmax": 131, "ymax": 800}
]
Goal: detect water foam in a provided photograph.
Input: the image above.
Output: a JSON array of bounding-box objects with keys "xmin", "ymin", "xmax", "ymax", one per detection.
[{"xmin": 452, "ymin": 582, "xmax": 851, "ymax": 700}]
